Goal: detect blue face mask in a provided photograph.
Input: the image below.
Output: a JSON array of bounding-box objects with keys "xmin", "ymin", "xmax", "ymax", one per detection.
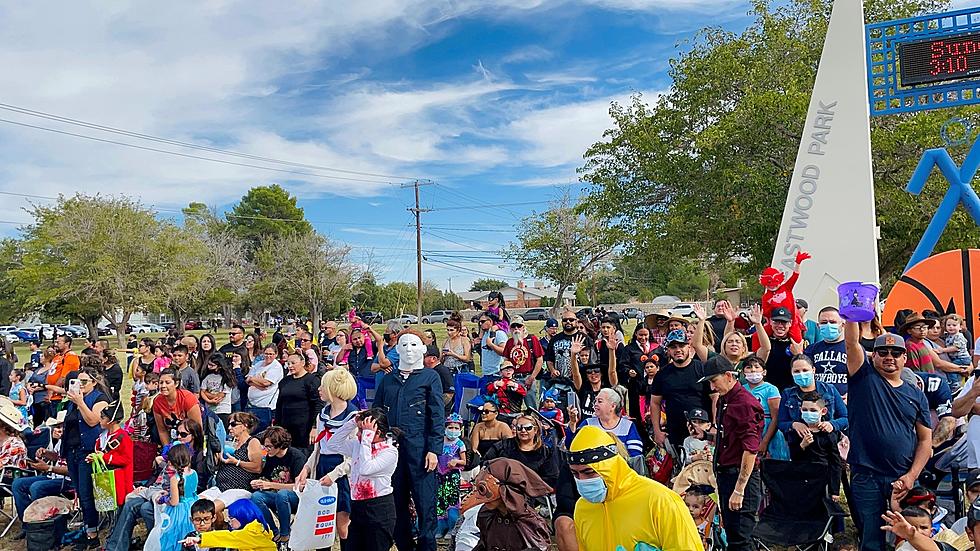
[
  {"xmin": 574, "ymin": 476, "xmax": 608, "ymax": 503},
  {"xmin": 801, "ymin": 410, "xmax": 822, "ymax": 424},
  {"xmin": 446, "ymin": 429, "xmax": 462, "ymax": 440},
  {"xmin": 793, "ymin": 371, "xmax": 814, "ymax": 388},
  {"xmin": 818, "ymin": 323, "xmax": 841, "ymax": 342}
]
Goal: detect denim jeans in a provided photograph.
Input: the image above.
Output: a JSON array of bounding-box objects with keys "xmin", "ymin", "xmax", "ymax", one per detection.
[
  {"xmin": 717, "ymin": 467, "xmax": 761, "ymax": 551},
  {"xmin": 521, "ymin": 376, "xmax": 540, "ymax": 410},
  {"xmin": 850, "ymin": 470, "xmax": 896, "ymax": 551},
  {"xmin": 246, "ymin": 406, "xmax": 273, "ymax": 432},
  {"xmin": 12, "ymin": 475, "xmax": 68, "ymax": 520},
  {"xmin": 251, "ymin": 489, "xmax": 299, "ymax": 537},
  {"xmin": 104, "ymin": 494, "xmax": 156, "ymax": 551},
  {"xmin": 65, "ymin": 447, "xmax": 98, "ymax": 532}
]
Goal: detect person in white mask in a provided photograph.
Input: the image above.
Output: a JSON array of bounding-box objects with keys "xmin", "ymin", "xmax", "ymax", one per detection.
[{"xmin": 372, "ymin": 330, "xmax": 446, "ymax": 551}]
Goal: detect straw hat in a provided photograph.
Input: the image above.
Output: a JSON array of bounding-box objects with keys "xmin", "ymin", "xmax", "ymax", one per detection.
[
  {"xmin": 0, "ymin": 396, "xmax": 27, "ymax": 432},
  {"xmin": 44, "ymin": 410, "xmax": 67, "ymax": 427}
]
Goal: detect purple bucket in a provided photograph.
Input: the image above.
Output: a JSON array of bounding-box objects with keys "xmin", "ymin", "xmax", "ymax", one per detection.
[{"xmin": 838, "ymin": 281, "xmax": 879, "ymax": 322}]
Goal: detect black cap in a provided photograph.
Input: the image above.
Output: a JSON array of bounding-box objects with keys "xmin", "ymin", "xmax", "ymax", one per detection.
[
  {"xmin": 795, "ymin": 299, "xmax": 808, "ymax": 309},
  {"xmin": 968, "ymin": 471, "xmax": 980, "ymax": 490},
  {"xmin": 424, "ymin": 345, "xmax": 440, "ymax": 358},
  {"xmin": 685, "ymin": 408, "xmax": 709, "ymax": 423},
  {"xmin": 770, "ymin": 307, "xmax": 793, "ymax": 322},
  {"xmin": 698, "ymin": 354, "xmax": 737, "ymax": 383}
]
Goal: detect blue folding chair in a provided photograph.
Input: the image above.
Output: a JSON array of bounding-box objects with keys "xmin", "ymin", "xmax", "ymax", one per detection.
[{"xmin": 454, "ymin": 373, "xmax": 483, "ymax": 421}]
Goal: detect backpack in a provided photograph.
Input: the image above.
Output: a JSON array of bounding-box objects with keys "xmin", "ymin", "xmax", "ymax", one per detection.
[{"xmin": 199, "ymin": 401, "xmax": 226, "ymax": 478}]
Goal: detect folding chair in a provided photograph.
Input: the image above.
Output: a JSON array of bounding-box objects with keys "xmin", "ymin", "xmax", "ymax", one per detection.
[
  {"xmin": 356, "ymin": 376, "xmax": 377, "ymax": 408},
  {"xmin": 753, "ymin": 460, "xmax": 846, "ymax": 551},
  {"xmin": 0, "ymin": 466, "xmax": 39, "ymax": 537},
  {"xmin": 454, "ymin": 373, "xmax": 483, "ymax": 423}
]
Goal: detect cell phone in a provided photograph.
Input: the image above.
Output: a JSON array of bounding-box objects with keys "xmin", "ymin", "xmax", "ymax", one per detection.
[{"xmin": 68, "ymin": 378, "xmax": 80, "ymax": 395}]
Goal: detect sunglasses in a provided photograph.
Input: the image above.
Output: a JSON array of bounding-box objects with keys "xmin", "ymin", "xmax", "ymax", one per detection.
[
  {"xmin": 876, "ymin": 348, "xmax": 905, "ymax": 358},
  {"xmin": 299, "ymin": 338, "xmax": 312, "ymax": 342},
  {"xmin": 515, "ymin": 424, "xmax": 536, "ymax": 432},
  {"xmin": 227, "ymin": 421, "xmax": 241, "ymax": 428},
  {"xmin": 229, "ymin": 332, "xmax": 241, "ymax": 337},
  {"xmin": 77, "ymin": 378, "xmax": 92, "ymax": 384},
  {"xmin": 561, "ymin": 318, "xmax": 576, "ymax": 322},
  {"xmin": 481, "ymin": 409, "xmax": 497, "ymax": 415},
  {"xmin": 177, "ymin": 431, "xmax": 190, "ymax": 438},
  {"xmin": 585, "ymin": 367, "xmax": 602, "ymax": 374}
]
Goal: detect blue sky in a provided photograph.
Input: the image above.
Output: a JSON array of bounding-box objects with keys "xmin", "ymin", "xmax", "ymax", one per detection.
[{"xmin": 0, "ymin": 0, "xmax": 753, "ymax": 290}]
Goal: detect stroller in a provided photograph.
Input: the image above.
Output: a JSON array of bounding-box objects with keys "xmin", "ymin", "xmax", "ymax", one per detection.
[{"xmin": 753, "ymin": 460, "xmax": 846, "ymax": 551}]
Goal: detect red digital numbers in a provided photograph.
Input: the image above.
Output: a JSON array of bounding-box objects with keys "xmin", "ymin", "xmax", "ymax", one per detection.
[{"xmin": 929, "ymin": 39, "xmax": 978, "ymax": 76}]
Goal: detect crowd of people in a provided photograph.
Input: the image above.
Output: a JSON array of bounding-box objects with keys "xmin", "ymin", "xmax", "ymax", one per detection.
[{"xmin": 0, "ymin": 291, "xmax": 980, "ymax": 551}]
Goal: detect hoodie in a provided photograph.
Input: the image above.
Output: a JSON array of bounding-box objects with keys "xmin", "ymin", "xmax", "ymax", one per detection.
[{"xmin": 570, "ymin": 426, "xmax": 703, "ymax": 551}]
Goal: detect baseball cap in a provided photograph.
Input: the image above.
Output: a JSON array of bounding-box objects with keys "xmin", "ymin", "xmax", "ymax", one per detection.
[
  {"xmin": 424, "ymin": 345, "xmax": 440, "ymax": 358},
  {"xmin": 685, "ymin": 408, "xmax": 709, "ymax": 423},
  {"xmin": 664, "ymin": 329, "xmax": 688, "ymax": 345},
  {"xmin": 500, "ymin": 360, "xmax": 515, "ymax": 371},
  {"xmin": 510, "ymin": 316, "xmax": 525, "ymax": 327},
  {"xmin": 967, "ymin": 472, "xmax": 980, "ymax": 490},
  {"xmin": 796, "ymin": 299, "xmax": 808, "ymax": 309},
  {"xmin": 545, "ymin": 318, "xmax": 558, "ymax": 328},
  {"xmin": 770, "ymin": 307, "xmax": 793, "ymax": 322},
  {"xmin": 873, "ymin": 333, "xmax": 906, "ymax": 351},
  {"xmin": 698, "ymin": 354, "xmax": 737, "ymax": 383}
]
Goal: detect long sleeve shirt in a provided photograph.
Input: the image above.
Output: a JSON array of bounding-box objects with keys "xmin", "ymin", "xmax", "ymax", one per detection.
[
  {"xmin": 715, "ymin": 382, "xmax": 764, "ymax": 468},
  {"xmin": 322, "ymin": 417, "xmax": 398, "ymax": 500}
]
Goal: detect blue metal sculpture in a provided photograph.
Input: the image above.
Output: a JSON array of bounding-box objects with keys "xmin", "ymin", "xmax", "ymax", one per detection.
[{"xmin": 904, "ymin": 133, "xmax": 980, "ymax": 272}]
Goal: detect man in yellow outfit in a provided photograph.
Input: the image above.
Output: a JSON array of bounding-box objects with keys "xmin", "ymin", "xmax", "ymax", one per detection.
[{"xmin": 569, "ymin": 425, "xmax": 704, "ymax": 551}]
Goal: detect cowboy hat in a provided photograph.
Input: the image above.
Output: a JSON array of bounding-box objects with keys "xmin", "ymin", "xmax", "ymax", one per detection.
[
  {"xmin": 44, "ymin": 410, "xmax": 67, "ymax": 427},
  {"xmin": 898, "ymin": 312, "xmax": 937, "ymax": 335},
  {"xmin": 0, "ymin": 397, "xmax": 27, "ymax": 432}
]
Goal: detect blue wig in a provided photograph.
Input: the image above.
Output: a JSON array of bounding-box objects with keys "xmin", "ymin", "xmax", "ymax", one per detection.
[{"xmin": 226, "ymin": 499, "xmax": 269, "ymax": 532}]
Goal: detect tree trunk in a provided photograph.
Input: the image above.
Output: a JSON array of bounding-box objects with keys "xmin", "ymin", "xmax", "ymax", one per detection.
[
  {"xmin": 117, "ymin": 310, "xmax": 131, "ymax": 348},
  {"xmin": 552, "ymin": 286, "xmax": 567, "ymax": 317},
  {"xmin": 84, "ymin": 315, "xmax": 100, "ymax": 342},
  {"xmin": 222, "ymin": 304, "xmax": 232, "ymax": 328},
  {"xmin": 170, "ymin": 307, "xmax": 186, "ymax": 338},
  {"xmin": 311, "ymin": 303, "xmax": 321, "ymax": 332}
]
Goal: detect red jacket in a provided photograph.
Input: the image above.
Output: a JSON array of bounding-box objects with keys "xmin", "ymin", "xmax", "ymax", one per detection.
[{"xmin": 96, "ymin": 428, "xmax": 134, "ymax": 506}]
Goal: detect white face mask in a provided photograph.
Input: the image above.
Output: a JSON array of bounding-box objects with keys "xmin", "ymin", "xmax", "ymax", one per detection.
[
  {"xmin": 745, "ymin": 372, "xmax": 764, "ymax": 384},
  {"xmin": 396, "ymin": 334, "xmax": 425, "ymax": 372}
]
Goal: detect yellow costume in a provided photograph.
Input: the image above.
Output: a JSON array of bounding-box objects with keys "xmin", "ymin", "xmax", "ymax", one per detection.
[
  {"xmin": 570, "ymin": 426, "xmax": 704, "ymax": 551},
  {"xmin": 199, "ymin": 520, "xmax": 276, "ymax": 551}
]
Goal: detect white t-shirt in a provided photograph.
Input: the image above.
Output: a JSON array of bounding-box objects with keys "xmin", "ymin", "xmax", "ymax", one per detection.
[
  {"xmin": 201, "ymin": 373, "xmax": 234, "ymax": 414},
  {"xmin": 247, "ymin": 360, "xmax": 284, "ymax": 409}
]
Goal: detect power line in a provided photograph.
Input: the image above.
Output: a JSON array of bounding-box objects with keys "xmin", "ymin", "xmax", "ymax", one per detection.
[
  {"xmin": 426, "ymin": 200, "xmax": 550, "ymax": 212},
  {"xmin": 0, "ymin": 117, "xmax": 401, "ymax": 185},
  {"xmin": 423, "ymin": 258, "xmax": 520, "ymax": 280},
  {"xmin": 0, "ymin": 102, "xmax": 420, "ymax": 181}
]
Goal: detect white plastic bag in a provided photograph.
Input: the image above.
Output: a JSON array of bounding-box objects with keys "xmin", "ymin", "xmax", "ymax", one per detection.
[{"xmin": 289, "ymin": 480, "xmax": 338, "ymax": 550}]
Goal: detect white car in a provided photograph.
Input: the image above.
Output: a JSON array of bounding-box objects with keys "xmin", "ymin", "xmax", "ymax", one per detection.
[
  {"xmin": 393, "ymin": 314, "xmax": 419, "ymax": 325},
  {"xmin": 0, "ymin": 330, "xmax": 19, "ymax": 343},
  {"xmin": 670, "ymin": 304, "xmax": 697, "ymax": 318}
]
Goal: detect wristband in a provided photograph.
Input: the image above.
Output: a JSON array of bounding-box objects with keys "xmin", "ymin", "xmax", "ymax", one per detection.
[
  {"xmin": 733, "ymin": 489, "xmax": 744, "ymax": 496},
  {"xmin": 236, "ymin": 459, "xmax": 241, "ymax": 467}
]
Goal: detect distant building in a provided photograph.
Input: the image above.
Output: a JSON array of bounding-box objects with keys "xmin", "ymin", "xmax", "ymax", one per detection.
[{"xmin": 456, "ymin": 280, "xmax": 563, "ymax": 308}]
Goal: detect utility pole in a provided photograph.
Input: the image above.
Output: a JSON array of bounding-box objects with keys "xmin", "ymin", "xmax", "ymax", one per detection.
[
  {"xmin": 448, "ymin": 277, "xmax": 453, "ymax": 294},
  {"xmin": 402, "ymin": 180, "xmax": 432, "ymax": 321}
]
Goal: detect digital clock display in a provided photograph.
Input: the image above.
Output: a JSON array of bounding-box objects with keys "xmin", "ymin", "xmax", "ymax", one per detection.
[{"xmin": 898, "ymin": 31, "xmax": 980, "ymax": 87}]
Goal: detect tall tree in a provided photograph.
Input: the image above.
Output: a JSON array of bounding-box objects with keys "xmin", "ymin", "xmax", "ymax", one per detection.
[
  {"xmin": 579, "ymin": 0, "xmax": 972, "ymax": 288},
  {"xmin": 253, "ymin": 231, "xmax": 360, "ymax": 326},
  {"xmin": 227, "ymin": 184, "xmax": 313, "ymax": 256},
  {"xmin": 503, "ymin": 195, "xmax": 618, "ymax": 311},
  {"xmin": 12, "ymin": 195, "xmax": 172, "ymax": 345},
  {"xmin": 469, "ymin": 278, "xmax": 509, "ymax": 292}
]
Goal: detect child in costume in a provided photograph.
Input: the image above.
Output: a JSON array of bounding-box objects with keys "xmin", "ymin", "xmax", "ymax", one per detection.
[
  {"xmin": 437, "ymin": 413, "xmax": 466, "ymax": 538},
  {"xmin": 759, "ymin": 250, "xmax": 810, "ymax": 342}
]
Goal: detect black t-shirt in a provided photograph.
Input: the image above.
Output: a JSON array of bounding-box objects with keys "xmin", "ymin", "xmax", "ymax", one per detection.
[
  {"xmin": 577, "ymin": 385, "xmax": 601, "ymax": 418},
  {"xmin": 545, "ymin": 332, "xmax": 590, "ymax": 378},
  {"xmin": 649, "ymin": 358, "xmax": 713, "ymax": 443},
  {"xmin": 261, "ymin": 447, "xmax": 307, "ymax": 484},
  {"xmin": 760, "ymin": 337, "xmax": 794, "ymax": 391},
  {"xmin": 432, "ymin": 363, "xmax": 454, "ymax": 395},
  {"xmin": 104, "ymin": 363, "xmax": 123, "ymax": 400},
  {"xmin": 218, "ymin": 342, "xmax": 251, "ymax": 364}
]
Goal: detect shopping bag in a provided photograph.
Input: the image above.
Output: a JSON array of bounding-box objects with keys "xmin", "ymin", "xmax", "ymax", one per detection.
[
  {"xmin": 90, "ymin": 455, "xmax": 118, "ymax": 513},
  {"xmin": 289, "ymin": 480, "xmax": 338, "ymax": 550}
]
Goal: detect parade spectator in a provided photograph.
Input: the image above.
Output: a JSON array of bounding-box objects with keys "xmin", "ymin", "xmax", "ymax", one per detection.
[
  {"xmin": 436, "ymin": 413, "xmax": 466, "ymax": 538},
  {"xmin": 460, "ymin": 458, "xmax": 553, "ymax": 551},
  {"xmin": 250, "ymin": 426, "xmax": 305, "ymax": 546},
  {"xmin": 200, "ymin": 353, "xmax": 236, "ymax": 427},
  {"xmin": 785, "ymin": 390, "xmax": 843, "ymax": 498},
  {"xmin": 28, "ymin": 346, "xmax": 57, "ymax": 426},
  {"xmin": 478, "ymin": 312, "xmax": 508, "ymax": 378},
  {"xmin": 650, "ymin": 329, "xmax": 715, "ymax": 449},
  {"xmin": 694, "ymin": 303, "xmax": 770, "ymax": 367},
  {"xmin": 623, "ymin": 324, "xmax": 657, "ymax": 419},
  {"xmin": 220, "ymin": 324, "xmax": 251, "ymax": 364},
  {"xmin": 805, "ymin": 306, "xmax": 849, "ymax": 398},
  {"xmin": 152, "ymin": 368, "xmax": 203, "ymax": 445},
  {"xmin": 90, "ymin": 400, "xmax": 134, "ymax": 507},
  {"xmin": 12, "ymin": 413, "xmax": 69, "ymax": 538},
  {"xmin": 62, "ymin": 366, "xmax": 110, "ymax": 549},
  {"xmin": 172, "ymin": 344, "xmax": 201, "ymax": 395},
  {"xmin": 901, "ymin": 313, "xmax": 965, "ymax": 378},
  {"xmin": 777, "ymin": 354, "xmax": 848, "ymax": 441},
  {"xmin": 182, "ymin": 499, "xmax": 275, "ymax": 551},
  {"xmin": 275, "ymin": 350, "xmax": 321, "ymax": 452},
  {"xmin": 707, "ymin": 299, "xmax": 731, "ymax": 352},
  {"xmin": 569, "ymin": 425, "xmax": 701, "ymax": 550},
  {"xmin": 198, "ymin": 333, "xmax": 217, "ymax": 373},
  {"xmin": 699, "ymin": 354, "xmax": 764, "ymax": 551},
  {"xmin": 483, "ymin": 413, "xmax": 560, "ymax": 487},
  {"xmin": 798, "ymin": 299, "xmax": 819, "ymax": 345},
  {"xmin": 424, "ymin": 345, "xmax": 455, "ymax": 415},
  {"xmin": 345, "ymin": 324, "xmax": 377, "ymax": 379},
  {"xmin": 201, "ymin": 411, "xmax": 264, "ymax": 515},
  {"xmin": 545, "ymin": 308, "xmax": 583, "ymax": 379},
  {"xmin": 540, "ymin": 317, "xmax": 559, "ymax": 351},
  {"xmin": 47, "ymin": 334, "xmax": 80, "ymax": 412},
  {"xmin": 742, "ymin": 355, "xmax": 789, "ymax": 460},
  {"xmin": 471, "ymin": 402, "xmax": 513, "ymax": 457},
  {"xmin": 567, "ymin": 387, "xmax": 643, "ymax": 457},
  {"xmin": 501, "ymin": 316, "xmax": 545, "ymax": 409},
  {"xmin": 245, "ymin": 344, "xmax": 283, "ymax": 432},
  {"xmin": 756, "ymin": 306, "xmax": 804, "ymax": 391},
  {"xmin": 845, "ymin": 325, "xmax": 932, "ymax": 551},
  {"xmin": 442, "ymin": 318, "xmax": 472, "ymax": 374},
  {"xmin": 485, "ymin": 360, "xmax": 527, "ymax": 414}
]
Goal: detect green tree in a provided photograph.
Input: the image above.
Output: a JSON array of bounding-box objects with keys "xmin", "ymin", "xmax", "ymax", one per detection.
[
  {"xmin": 504, "ymin": 194, "xmax": 618, "ymax": 310},
  {"xmin": 469, "ymin": 278, "xmax": 508, "ymax": 291},
  {"xmin": 12, "ymin": 195, "xmax": 173, "ymax": 345},
  {"xmin": 579, "ymin": 0, "xmax": 972, "ymax": 288},
  {"xmin": 227, "ymin": 185, "xmax": 312, "ymax": 256}
]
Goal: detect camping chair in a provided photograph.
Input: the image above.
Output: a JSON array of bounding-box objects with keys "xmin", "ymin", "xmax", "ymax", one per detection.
[
  {"xmin": 0, "ymin": 466, "xmax": 39, "ymax": 537},
  {"xmin": 454, "ymin": 373, "xmax": 483, "ymax": 423},
  {"xmin": 753, "ymin": 460, "xmax": 846, "ymax": 551},
  {"xmin": 356, "ymin": 376, "xmax": 377, "ymax": 409}
]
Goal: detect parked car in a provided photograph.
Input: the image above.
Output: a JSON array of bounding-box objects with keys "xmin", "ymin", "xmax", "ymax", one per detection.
[
  {"xmin": 57, "ymin": 325, "xmax": 86, "ymax": 338},
  {"xmin": 97, "ymin": 325, "xmax": 114, "ymax": 336},
  {"xmin": 522, "ymin": 308, "xmax": 549, "ymax": 321},
  {"xmin": 421, "ymin": 310, "xmax": 453, "ymax": 324},
  {"xmin": 575, "ymin": 307, "xmax": 595, "ymax": 318},
  {"xmin": 31, "ymin": 325, "xmax": 56, "ymax": 340},
  {"xmin": 13, "ymin": 328, "xmax": 40, "ymax": 343},
  {"xmin": 185, "ymin": 320, "xmax": 203, "ymax": 330},
  {"xmin": 132, "ymin": 323, "xmax": 165, "ymax": 333},
  {"xmin": 393, "ymin": 314, "xmax": 418, "ymax": 325},
  {"xmin": 622, "ymin": 307, "xmax": 645, "ymax": 320},
  {"xmin": 670, "ymin": 304, "xmax": 697, "ymax": 318},
  {"xmin": 0, "ymin": 332, "xmax": 20, "ymax": 343},
  {"xmin": 358, "ymin": 311, "xmax": 384, "ymax": 324},
  {"xmin": 160, "ymin": 322, "xmax": 176, "ymax": 330}
]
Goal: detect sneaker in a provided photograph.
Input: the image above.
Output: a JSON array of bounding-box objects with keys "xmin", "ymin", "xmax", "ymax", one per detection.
[
  {"xmin": 12, "ymin": 531, "xmax": 25, "ymax": 541},
  {"xmin": 74, "ymin": 535, "xmax": 100, "ymax": 550}
]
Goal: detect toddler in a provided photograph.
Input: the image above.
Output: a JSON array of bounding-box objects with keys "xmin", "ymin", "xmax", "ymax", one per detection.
[
  {"xmin": 684, "ymin": 484, "xmax": 723, "ymax": 551},
  {"xmin": 348, "ymin": 309, "xmax": 374, "ymax": 358},
  {"xmin": 153, "ymin": 344, "xmax": 172, "ymax": 373},
  {"xmin": 786, "ymin": 391, "xmax": 842, "ymax": 498},
  {"xmin": 485, "ymin": 362, "xmax": 526, "ymax": 414},
  {"xmin": 942, "ymin": 315, "xmax": 972, "ymax": 388},
  {"xmin": 538, "ymin": 389, "xmax": 565, "ymax": 425},
  {"xmin": 8, "ymin": 369, "xmax": 28, "ymax": 424}
]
